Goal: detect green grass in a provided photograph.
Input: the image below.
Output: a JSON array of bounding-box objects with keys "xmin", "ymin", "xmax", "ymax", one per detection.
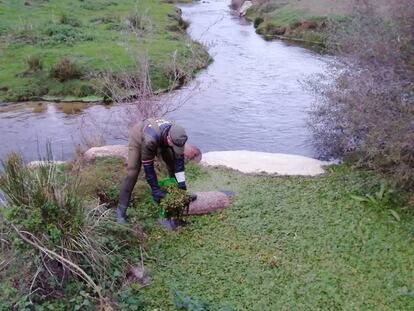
[
  {"xmin": 1, "ymin": 156, "xmax": 413, "ymax": 309},
  {"xmin": 130, "ymin": 164, "xmax": 414, "ymax": 310},
  {"xmin": 0, "ymin": 0, "xmax": 208, "ymax": 102},
  {"xmin": 245, "ymin": 0, "xmax": 348, "ymax": 45}
]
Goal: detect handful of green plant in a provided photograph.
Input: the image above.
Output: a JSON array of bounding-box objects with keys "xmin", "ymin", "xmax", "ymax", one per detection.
[{"xmin": 159, "ymin": 185, "xmax": 191, "ymax": 219}]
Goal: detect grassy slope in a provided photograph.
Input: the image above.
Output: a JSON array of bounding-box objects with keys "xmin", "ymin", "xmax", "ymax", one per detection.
[
  {"xmin": 0, "ymin": 0, "xmax": 207, "ymax": 102},
  {"xmin": 246, "ymin": 0, "xmax": 352, "ymax": 44}
]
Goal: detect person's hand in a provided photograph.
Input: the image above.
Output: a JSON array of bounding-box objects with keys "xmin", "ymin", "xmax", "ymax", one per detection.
[
  {"xmin": 152, "ymin": 189, "xmax": 166, "ymax": 203},
  {"xmin": 177, "ymin": 181, "xmax": 187, "ymax": 191}
]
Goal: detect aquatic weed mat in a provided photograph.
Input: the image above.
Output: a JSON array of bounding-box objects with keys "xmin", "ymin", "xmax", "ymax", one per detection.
[{"xmin": 139, "ymin": 165, "xmax": 414, "ymax": 310}]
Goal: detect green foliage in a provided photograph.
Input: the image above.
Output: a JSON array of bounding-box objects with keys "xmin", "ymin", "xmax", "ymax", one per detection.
[
  {"xmin": 42, "ymin": 23, "xmax": 94, "ymax": 46},
  {"xmin": 174, "ymin": 290, "xmax": 211, "ymax": 311},
  {"xmin": 138, "ymin": 165, "xmax": 414, "ymax": 309},
  {"xmin": 116, "ymin": 287, "xmax": 146, "ymax": 310},
  {"xmin": 0, "ymin": 149, "xmax": 143, "ymax": 307},
  {"xmin": 0, "ymin": 151, "xmax": 84, "ymax": 238},
  {"xmin": 3, "ymin": 156, "xmax": 411, "ymax": 309},
  {"xmin": 159, "ymin": 185, "xmax": 191, "ymax": 219},
  {"xmin": 253, "ymin": 17, "xmax": 264, "ymax": 27},
  {"xmin": 350, "ymin": 181, "xmax": 404, "ymax": 221}
]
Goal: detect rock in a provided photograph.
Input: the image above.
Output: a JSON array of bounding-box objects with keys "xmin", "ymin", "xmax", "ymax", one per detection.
[
  {"xmin": 238, "ymin": 1, "xmax": 253, "ymax": 16},
  {"xmin": 84, "ymin": 145, "xmax": 128, "ymax": 162},
  {"xmin": 27, "ymin": 160, "xmax": 67, "ymax": 168},
  {"xmin": 186, "ymin": 191, "xmax": 233, "ymax": 215},
  {"xmin": 201, "ymin": 150, "xmax": 330, "ymax": 176},
  {"xmin": 230, "ymin": 0, "xmax": 245, "ymax": 11},
  {"xmin": 84, "ymin": 143, "xmax": 202, "ymax": 163},
  {"xmin": 126, "ymin": 265, "xmax": 151, "ymax": 286}
]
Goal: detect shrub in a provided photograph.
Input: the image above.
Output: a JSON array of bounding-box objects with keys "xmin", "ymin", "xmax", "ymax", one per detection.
[
  {"xmin": 308, "ymin": 0, "xmax": 414, "ymax": 189},
  {"xmin": 12, "ymin": 24, "xmax": 40, "ymax": 44},
  {"xmin": 167, "ymin": 8, "xmax": 189, "ymax": 32},
  {"xmin": 254, "ymin": 17, "xmax": 264, "ymax": 28},
  {"xmin": 50, "ymin": 58, "xmax": 83, "ymax": 81},
  {"xmin": 0, "ymin": 152, "xmax": 99, "ymax": 298},
  {"xmin": 59, "ymin": 13, "xmax": 81, "ymax": 27},
  {"xmin": 25, "ymin": 55, "xmax": 43, "ymax": 72},
  {"xmin": 0, "ymin": 149, "xmax": 141, "ymax": 306},
  {"xmin": 127, "ymin": 9, "xmax": 152, "ymax": 34},
  {"xmin": 42, "ymin": 23, "xmax": 93, "ymax": 46}
]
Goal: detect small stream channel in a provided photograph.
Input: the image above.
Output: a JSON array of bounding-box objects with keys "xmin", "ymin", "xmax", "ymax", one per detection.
[{"xmin": 0, "ymin": 0, "xmax": 327, "ymax": 162}]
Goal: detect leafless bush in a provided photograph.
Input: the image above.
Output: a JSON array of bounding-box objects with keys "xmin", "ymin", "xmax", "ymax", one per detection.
[
  {"xmin": 50, "ymin": 58, "xmax": 83, "ymax": 81},
  {"xmin": 95, "ymin": 55, "xmax": 197, "ymax": 140},
  {"xmin": 126, "ymin": 8, "xmax": 153, "ymax": 36},
  {"xmin": 89, "ymin": 14, "xmax": 207, "ymax": 141},
  {"xmin": 309, "ymin": 0, "xmax": 414, "ymax": 188}
]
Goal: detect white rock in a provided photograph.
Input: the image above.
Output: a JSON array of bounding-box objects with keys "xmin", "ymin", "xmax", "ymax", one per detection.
[
  {"xmin": 201, "ymin": 150, "xmax": 329, "ymax": 176},
  {"xmin": 84, "ymin": 143, "xmax": 202, "ymax": 163},
  {"xmin": 83, "ymin": 145, "xmax": 128, "ymax": 162},
  {"xmin": 238, "ymin": 1, "xmax": 253, "ymax": 16}
]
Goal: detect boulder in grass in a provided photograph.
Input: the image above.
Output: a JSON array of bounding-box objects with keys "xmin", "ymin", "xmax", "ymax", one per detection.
[
  {"xmin": 84, "ymin": 143, "xmax": 202, "ymax": 163},
  {"xmin": 186, "ymin": 191, "xmax": 233, "ymax": 215},
  {"xmin": 238, "ymin": 1, "xmax": 253, "ymax": 16},
  {"xmin": 126, "ymin": 265, "xmax": 151, "ymax": 286},
  {"xmin": 84, "ymin": 145, "xmax": 128, "ymax": 162}
]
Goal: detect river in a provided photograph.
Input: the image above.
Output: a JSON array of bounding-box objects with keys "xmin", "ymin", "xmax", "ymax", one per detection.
[{"xmin": 0, "ymin": 0, "xmax": 327, "ymax": 162}]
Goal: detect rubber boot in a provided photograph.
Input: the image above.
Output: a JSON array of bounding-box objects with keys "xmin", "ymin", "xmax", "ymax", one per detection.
[{"xmin": 116, "ymin": 204, "xmax": 128, "ymax": 224}]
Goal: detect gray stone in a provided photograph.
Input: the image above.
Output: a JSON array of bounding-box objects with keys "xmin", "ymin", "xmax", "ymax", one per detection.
[
  {"xmin": 83, "ymin": 145, "xmax": 128, "ymax": 162},
  {"xmin": 84, "ymin": 143, "xmax": 202, "ymax": 163},
  {"xmin": 126, "ymin": 265, "xmax": 151, "ymax": 286}
]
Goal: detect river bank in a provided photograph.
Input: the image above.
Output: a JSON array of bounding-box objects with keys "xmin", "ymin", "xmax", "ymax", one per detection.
[
  {"xmin": 0, "ymin": 0, "xmax": 209, "ymax": 103},
  {"xmin": 234, "ymin": 0, "xmax": 352, "ymax": 47}
]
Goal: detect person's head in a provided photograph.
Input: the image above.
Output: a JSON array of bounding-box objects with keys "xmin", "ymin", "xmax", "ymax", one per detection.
[
  {"xmin": 167, "ymin": 124, "xmax": 188, "ymax": 155},
  {"xmin": 184, "ymin": 143, "xmax": 202, "ymax": 163}
]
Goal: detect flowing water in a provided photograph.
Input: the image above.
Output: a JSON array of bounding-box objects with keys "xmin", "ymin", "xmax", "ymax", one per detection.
[{"xmin": 0, "ymin": 0, "xmax": 327, "ymax": 162}]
